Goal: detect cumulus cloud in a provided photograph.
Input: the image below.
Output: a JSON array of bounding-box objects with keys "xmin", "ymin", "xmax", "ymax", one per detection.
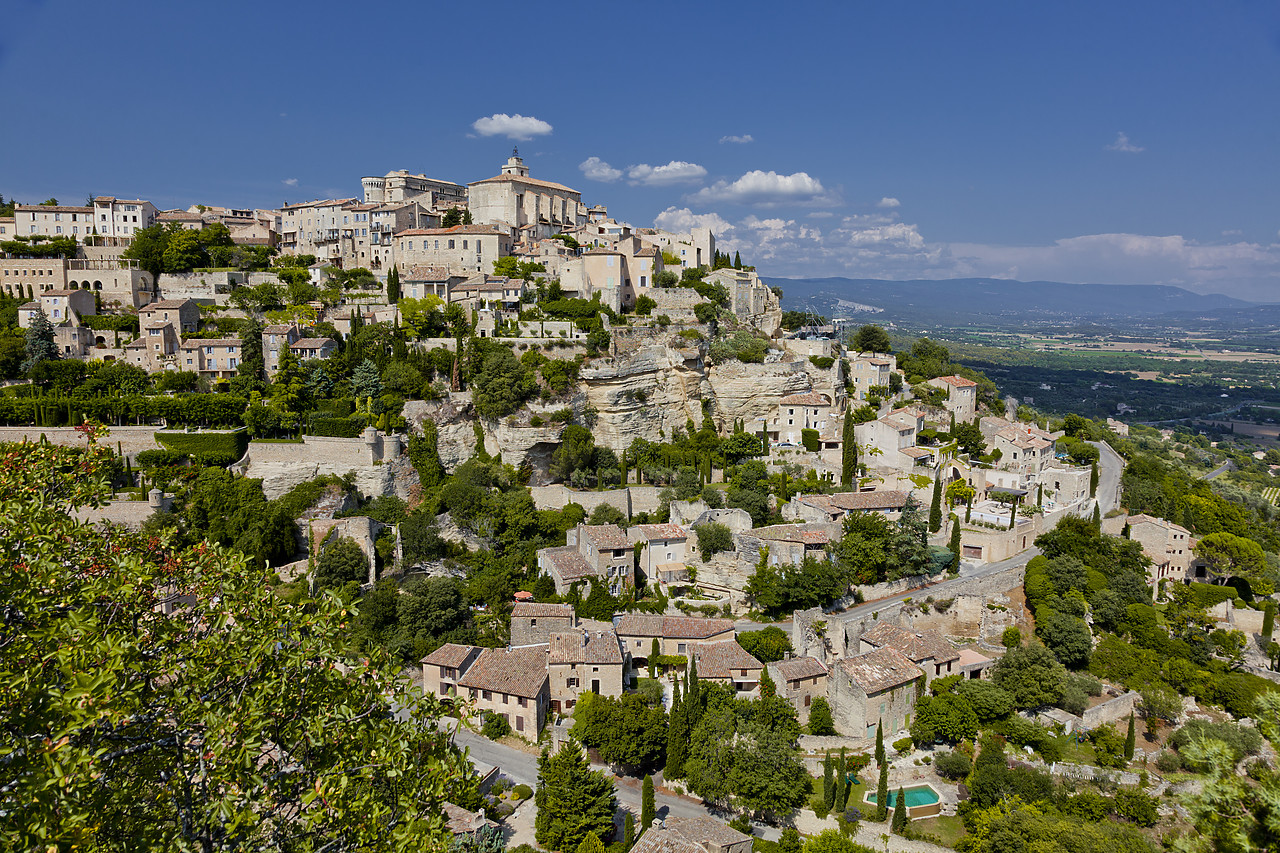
[
  {"xmin": 626, "ymin": 161, "xmax": 708, "ymax": 186},
  {"xmin": 282, "ymin": 178, "xmax": 298, "ymax": 187},
  {"xmin": 1106, "ymin": 131, "xmax": 1144, "ymax": 153},
  {"xmin": 719, "ymin": 134, "xmax": 754, "ymax": 144},
  {"xmin": 471, "ymin": 113, "xmax": 553, "ymax": 140},
  {"xmin": 657, "ymin": 205, "xmax": 1280, "ymax": 299},
  {"xmin": 579, "ymin": 156, "xmax": 622, "ymax": 182},
  {"xmin": 688, "ymin": 170, "xmax": 840, "ymax": 207},
  {"xmin": 877, "ymin": 197, "xmax": 901, "ymax": 208}
]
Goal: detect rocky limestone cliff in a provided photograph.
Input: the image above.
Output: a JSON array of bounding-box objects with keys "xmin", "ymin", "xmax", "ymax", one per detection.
[
  {"xmin": 578, "ymin": 345, "xmax": 706, "ymax": 452},
  {"xmin": 705, "ymin": 359, "xmax": 811, "ymax": 428},
  {"xmin": 402, "ymin": 397, "xmax": 478, "ymax": 473},
  {"xmin": 248, "ymin": 454, "xmax": 417, "ymax": 501}
]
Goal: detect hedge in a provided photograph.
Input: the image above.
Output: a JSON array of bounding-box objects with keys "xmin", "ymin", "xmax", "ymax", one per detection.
[
  {"xmin": 81, "ymin": 314, "xmax": 140, "ymax": 334},
  {"xmin": 309, "ymin": 416, "xmax": 363, "ymax": 438},
  {"xmin": 651, "ymin": 654, "xmax": 687, "ymax": 668},
  {"xmin": 135, "ymin": 449, "xmax": 188, "ymax": 468},
  {"xmin": 0, "ymin": 394, "xmax": 248, "ymax": 428},
  {"xmin": 155, "ymin": 429, "xmax": 249, "ymax": 462},
  {"xmin": 802, "ymin": 428, "xmax": 821, "ymax": 452}
]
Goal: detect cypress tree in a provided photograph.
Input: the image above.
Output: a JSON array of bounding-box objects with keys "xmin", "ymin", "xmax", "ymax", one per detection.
[
  {"xmin": 1263, "ymin": 600, "xmax": 1275, "ymax": 640},
  {"xmin": 891, "ymin": 786, "xmax": 908, "ymax": 833},
  {"xmin": 841, "ymin": 409, "xmax": 857, "ymax": 486},
  {"xmin": 875, "ymin": 720, "xmax": 885, "ymax": 766},
  {"xmin": 641, "ymin": 775, "xmax": 655, "ymax": 831},
  {"xmin": 876, "ymin": 758, "xmax": 888, "ymax": 821},
  {"xmin": 965, "ymin": 495, "xmax": 972, "ymax": 523},
  {"xmin": 928, "ymin": 475, "xmax": 942, "ymax": 533},
  {"xmin": 733, "ymin": 251, "xmax": 742, "ymax": 269},
  {"xmin": 1092, "ymin": 503, "xmax": 1101, "ymax": 529},
  {"xmin": 948, "ymin": 517, "xmax": 961, "ymax": 570},
  {"xmin": 624, "ymin": 812, "xmax": 634, "ymax": 849},
  {"xmin": 823, "ymin": 750, "xmax": 834, "ymax": 810},
  {"xmin": 1090, "ymin": 460, "xmax": 1099, "ymax": 497},
  {"xmin": 835, "ymin": 748, "xmax": 848, "ymax": 811},
  {"xmin": 387, "ymin": 264, "xmax": 401, "ymax": 304},
  {"xmin": 1124, "ymin": 712, "xmax": 1136, "ymax": 761},
  {"xmin": 666, "ymin": 683, "xmax": 687, "ymax": 779},
  {"xmin": 649, "ymin": 639, "xmax": 660, "ymax": 678}
]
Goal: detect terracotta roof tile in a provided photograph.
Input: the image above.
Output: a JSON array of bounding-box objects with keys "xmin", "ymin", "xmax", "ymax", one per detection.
[
  {"xmin": 548, "ymin": 629, "xmax": 623, "ymax": 665},
  {"xmin": 457, "ymin": 645, "xmax": 548, "ymax": 698},
  {"xmin": 579, "ymin": 524, "xmax": 631, "ymax": 550},
  {"xmin": 933, "ymin": 374, "xmax": 978, "ymax": 388},
  {"xmin": 633, "ymin": 523, "xmax": 687, "ymax": 541},
  {"xmin": 862, "ymin": 622, "xmax": 959, "ymax": 664},
  {"xmin": 692, "ymin": 640, "xmax": 762, "ymax": 679},
  {"xmin": 825, "ymin": 490, "xmax": 910, "ymax": 511},
  {"xmin": 469, "ymin": 173, "xmax": 580, "ymax": 194},
  {"xmin": 421, "ymin": 642, "xmax": 479, "ymax": 668},
  {"xmin": 512, "ymin": 602, "xmax": 576, "ymax": 619},
  {"xmin": 779, "ymin": 392, "xmax": 832, "ymax": 406},
  {"xmin": 541, "ymin": 546, "xmax": 596, "ymax": 582},
  {"xmin": 614, "ymin": 615, "xmax": 734, "ymax": 640},
  {"xmin": 838, "ymin": 646, "xmax": 922, "ymax": 693},
  {"xmin": 771, "ymin": 656, "xmax": 828, "ymax": 682}
]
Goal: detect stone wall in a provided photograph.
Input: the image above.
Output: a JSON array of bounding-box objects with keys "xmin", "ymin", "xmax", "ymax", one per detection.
[
  {"xmin": 649, "ymin": 288, "xmax": 704, "ymax": 323},
  {"xmin": 157, "ymin": 271, "xmax": 244, "ymax": 304},
  {"xmin": 527, "ymin": 485, "xmax": 665, "ymax": 518},
  {"xmin": 239, "ymin": 431, "xmax": 409, "ymax": 500},
  {"xmin": 0, "ymin": 426, "xmax": 162, "ymax": 457},
  {"xmin": 1082, "ymin": 690, "xmax": 1140, "ymax": 729}
]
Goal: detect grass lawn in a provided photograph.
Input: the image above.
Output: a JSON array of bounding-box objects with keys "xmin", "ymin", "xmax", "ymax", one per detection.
[
  {"xmin": 1055, "ymin": 736, "xmax": 1098, "ymax": 766},
  {"xmin": 911, "ymin": 815, "xmax": 967, "ymax": 848}
]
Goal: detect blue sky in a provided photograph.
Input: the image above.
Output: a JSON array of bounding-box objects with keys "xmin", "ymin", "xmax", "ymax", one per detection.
[{"xmin": 3, "ymin": 0, "xmax": 1279, "ymax": 299}]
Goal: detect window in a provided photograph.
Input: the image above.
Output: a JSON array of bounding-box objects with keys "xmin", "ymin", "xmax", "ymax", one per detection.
[
  {"xmin": 448, "ymin": 239, "xmax": 455, "ymax": 249},
  {"xmin": 519, "ymin": 696, "xmax": 527, "ymax": 707},
  {"xmin": 462, "ymin": 240, "xmax": 468, "ymax": 250},
  {"xmin": 482, "ymin": 690, "xmax": 491, "ymax": 701},
  {"xmin": 677, "ymin": 643, "xmax": 687, "ymax": 654},
  {"xmin": 515, "ymin": 716, "xmax": 524, "ymax": 732}
]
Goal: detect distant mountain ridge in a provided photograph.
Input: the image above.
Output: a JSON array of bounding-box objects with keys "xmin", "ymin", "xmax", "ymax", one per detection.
[{"xmin": 765, "ymin": 276, "xmax": 1264, "ymax": 326}]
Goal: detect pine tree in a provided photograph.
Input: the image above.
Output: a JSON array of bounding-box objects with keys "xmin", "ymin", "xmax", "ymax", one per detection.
[
  {"xmin": 666, "ymin": 682, "xmax": 687, "ymax": 779},
  {"xmin": 823, "ymin": 750, "xmax": 834, "ymax": 810},
  {"xmin": 21, "ymin": 308, "xmax": 59, "ymax": 373},
  {"xmin": 891, "ymin": 786, "xmax": 908, "ymax": 833},
  {"xmin": 779, "ymin": 828, "xmax": 802, "ymax": 853},
  {"xmin": 875, "ymin": 720, "xmax": 885, "ymax": 766},
  {"xmin": 875, "ymin": 758, "xmax": 888, "ymax": 821},
  {"xmin": 760, "ymin": 667, "xmax": 777, "ymax": 699},
  {"xmin": 733, "ymin": 251, "xmax": 742, "ymax": 269},
  {"xmin": 928, "ymin": 475, "xmax": 943, "ymax": 533},
  {"xmin": 641, "ymin": 774, "xmax": 655, "ymax": 831},
  {"xmin": 1124, "ymin": 712, "xmax": 1136, "ymax": 761},
  {"xmin": 387, "ymin": 264, "xmax": 401, "ymax": 304},
  {"xmin": 535, "ymin": 740, "xmax": 618, "ymax": 852},
  {"xmin": 841, "ymin": 409, "xmax": 857, "ymax": 486},
  {"xmin": 577, "ymin": 833, "xmax": 607, "ymax": 853}
]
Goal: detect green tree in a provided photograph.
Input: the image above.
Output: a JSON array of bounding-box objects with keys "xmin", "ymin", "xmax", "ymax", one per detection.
[
  {"xmin": 841, "ymin": 409, "xmax": 857, "ymax": 486},
  {"xmin": 472, "ymin": 345, "xmax": 536, "ymax": 419},
  {"xmin": 666, "ymin": 680, "xmax": 687, "ymax": 779},
  {"xmin": 408, "ymin": 420, "xmax": 446, "ymax": 488},
  {"xmin": 737, "ymin": 626, "xmax": 792, "ymax": 663},
  {"xmin": 875, "ymin": 721, "xmax": 885, "ymax": 766},
  {"xmin": 851, "ymin": 324, "xmax": 891, "ymax": 354},
  {"xmin": 1124, "ymin": 712, "xmax": 1136, "ymax": 760},
  {"xmin": 641, "ymin": 774, "xmax": 655, "ymax": 833},
  {"xmin": 891, "ymin": 786, "xmax": 908, "ymax": 833},
  {"xmin": 1090, "ymin": 460, "xmax": 1099, "ymax": 497},
  {"xmin": 315, "ymin": 537, "xmax": 369, "ymax": 591},
  {"xmin": 991, "ymin": 642, "xmax": 1067, "ymax": 709},
  {"xmin": 779, "ymin": 828, "xmax": 802, "ymax": 853},
  {"xmin": 21, "ymin": 307, "xmax": 59, "ymax": 373},
  {"xmin": 911, "ymin": 693, "xmax": 978, "ymax": 745},
  {"xmin": 875, "ymin": 756, "xmax": 888, "ymax": 821},
  {"xmin": 803, "ymin": 829, "xmax": 858, "ymax": 853},
  {"xmin": 571, "ymin": 693, "xmax": 668, "ymax": 774},
  {"xmin": 693, "ymin": 521, "xmax": 734, "ymax": 562},
  {"xmin": 535, "ymin": 740, "xmax": 618, "ymax": 852},
  {"xmin": 809, "ymin": 696, "xmax": 836, "ymax": 736},
  {"xmin": 928, "ymin": 475, "xmax": 942, "ymax": 533},
  {"xmin": 823, "ymin": 750, "xmax": 835, "ymax": 809},
  {"xmin": 1194, "ymin": 531, "xmax": 1268, "ymax": 578},
  {"xmin": 953, "ymin": 420, "xmax": 984, "ymax": 457},
  {"xmin": 0, "ymin": 438, "xmax": 473, "ymax": 852},
  {"xmin": 352, "ymin": 358, "xmax": 383, "ymax": 401},
  {"xmin": 834, "ymin": 748, "xmax": 847, "ymax": 811},
  {"xmin": 649, "ymin": 638, "xmax": 660, "ymax": 678},
  {"xmin": 947, "ymin": 519, "xmax": 961, "ymax": 570},
  {"xmin": 387, "ymin": 263, "xmax": 401, "ymax": 304},
  {"xmin": 623, "ymin": 812, "xmax": 634, "ymax": 850},
  {"xmin": 1263, "ymin": 600, "xmax": 1275, "ymax": 640},
  {"xmin": 553, "ymin": 424, "xmax": 596, "ymax": 483}
]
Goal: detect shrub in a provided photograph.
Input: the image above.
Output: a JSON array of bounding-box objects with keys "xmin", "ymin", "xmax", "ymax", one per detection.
[
  {"xmin": 892, "ymin": 736, "xmax": 914, "ymax": 754},
  {"xmin": 512, "ymin": 784, "xmax": 534, "ymax": 800},
  {"xmin": 481, "ymin": 712, "xmax": 512, "ymax": 740},
  {"xmin": 801, "ymin": 429, "xmax": 821, "ymax": 452},
  {"xmin": 1154, "ymin": 749, "xmax": 1182, "ymax": 773},
  {"xmin": 934, "ymin": 750, "xmax": 972, "ymax": 780},
  {"xmin": 1170, "ymin": 718, "xmax": 1263, "ymax": 764},
  {"xmin": 808, "ymin": 356, "xmax": 835, "ymax": 370},
  {"xmin": 135, "ymin": 449, "xmax": 188, "ymax": 468},
  {"xmin": 155, "ymin": 429, "xmax": 250, "ymax": 462}
]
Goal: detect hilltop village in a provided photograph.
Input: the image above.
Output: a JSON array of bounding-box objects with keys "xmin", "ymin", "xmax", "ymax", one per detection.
[{"xmin": 4, "ymin": 153, "xmax": 1280, "ymax": 853}]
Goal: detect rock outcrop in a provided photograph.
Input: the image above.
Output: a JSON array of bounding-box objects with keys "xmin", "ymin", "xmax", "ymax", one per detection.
[
  {"xmin": 705, "ymin": 358, "xmax": 811, "ymax": 428},
  {"xmin": 402, "ymin": 397, "xmax": 478, "ymax": 473},
  {"xmin": 578, "ymin": 345, "xmax": 707, "ymax": 451}
]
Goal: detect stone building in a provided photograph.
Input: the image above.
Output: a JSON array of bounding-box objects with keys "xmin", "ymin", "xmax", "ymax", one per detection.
[
  {"xmin": 421, "ymin": 642, "xmax": 484, "ymax": 698},
  {"xmin": 829, "ymin": 646, "xmax": 922, "ymax": 738},
  {"xmin": 627, "ymin": 523, "xmax": 689, "ymax": 579},
  {"xmin": 394, "ymin": 224, "xmax": 514, "ymax": 275},
  {"xmin": 13, "ymin": 204, "xmax": 94, "ymax": 240},
  {"xmin": 547, "ymin": 628, "xmax": 625, "ymax": 713},
  {"xmin": 784, "ymin": 490, "xmax": 911, "ymax": 524},
  {"xmin": 691, "ymin": 640, "xmax": 763, "ymax": 697},
  {"xmin": 1127, "ymin": 513, "xmax": 1193, "ymax": 588},
  {"xmin": 139, "ymin": 299, "xmax": 200, "ymax": 334},
  {"xmin": 361, "ymin": 170, "xmax": 466, "ymax": 209},
  {"xmin": 858, "ymin": 622, "xmax": 959, "ymax": 684},
  {"xmin": 848, "ymin": 354, "xmax": 896, "ymax": 402},
  {"xmin": 769, "ymin": 391, "xmax": 835, "ymax": 446},
  {"xmin": 510, "ymin": 602, "xmax": 577, "ymax": 647},
  {"xmin": 262, "ymin": 323, "xmax": 301, "ymax": 376},
  {"xmin": 739, "ymin": 524, "xmax": 832, "ymax": 569},
  {"xmin": 466, "ymin": 148, "xmax": 585, "ymax": 238},
  {"xmin": 90, "ymin": 197, "xmax": 160, "ymax": 244},
  {"xmin": 0, "ymin": 255, "xmax": 155, "ymax": 309},
  {"xmin": 455, "ymin": 645, "xmax": 550, "ymax": 736},
  {"xmin": 629, "ymin": 816, "xmax": 751, "ymax": 853},
  {"xmin": 613, "ymin": 615, "xmax": 735, "ymax": 669},
  {"xmin": 16, "ymin": 288, "xmax": 94, "ymax": 327},
  {"xmin": 993, "ymin": 424, "xmax": 1056, "ymax": 475},
  {"xmin": 928, "ymin": 374, "xmax": 978, "ymax": 422},
  {"xmin": 537, "ymin": 524, "xmax": 634, "ymax": 596},
  {"xmin": 767, "ymin": 654, "xmax": 828, "ymax": 725},
  {"xmin": 701, "ymin": 268, "xmax": 782, "ymax": 337}
]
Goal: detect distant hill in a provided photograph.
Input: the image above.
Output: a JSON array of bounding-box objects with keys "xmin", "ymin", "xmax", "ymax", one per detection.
[{"xmin": 766, "ymin": 276, "xmax": 1262, "ymax": 327}]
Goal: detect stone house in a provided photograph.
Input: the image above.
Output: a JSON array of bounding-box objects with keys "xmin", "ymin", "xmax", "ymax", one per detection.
[
  {"xmin": 125, "ymin": 321, "xmax": 181, "ymax": 371},
  {"xmin": 928, "ymin": 374, "xmax": 978, "ymax": 422},
  {"xmin": 18, "ymin": 288, "xmax": 95, "ymax": 326},
  {"xmin": 456, "ymin": 645, "xmax": 550, "ymax": 736},
  {"xmin": 769, "ymin": 391, "xmax": 836, "ymax": 447},
  {"xmin": 12, "ymin": 204, "xmax": 94, "ymax": 240},
  {"xmin": 628, "ymin": 523, "xmax": 689, "ymax": 579},
  {"xmin": 701, "ymin": 267, "xmax": 782, "ymax": 337},
  {"xmin": 856, "ymin": 410, "xmax": 921, "ymax": 463},
  {"xmin": 993, "ymin": 424, "xmax": 1056, "ymax": 475},
  {"xmin": 291, "ymin": 337, "xmax": 338, "ymax": 361},
  {"xmin": 848, "ymin": 354, "xmax": 896, "ymax": 402},
  {"xmin": 629, "ymin": 815, "xmax": 752, "ymax": 853},
  {"xmin": 442, "ymin": 803, "xmax": 498, "ymax": 843},
  {"xmin": 399, "ymin": 264, "xmax": 458, "ymax": 300},
  {"xmin": 785, "ymin": 490, "xmax": 910, "ymax": 524},
  {"xmin": 177, "ymin": 337, "xmax": 242, "ymax": 379},
  {"xmin": 768, "ymin": 655, "xmax": 829, "ymax": 725},
  {"xmin": 858, "ymin": 622, "xmax": 960, "ymax": 683},
  {"xmin": 510, "ymin": 601, "xmax": 578, "ymax": 646},
  {"xmin": 537, "ymin": 523, "xmax": 634, "ymax": 597},
  {"xmin": 421, "ymin": 642, "xmax": 484, "ymax": 698},
  {"xmin": 691, "ymin": 640, "xmax": 764, "ymax": 697},
  {"xmin": 547, "ymin": 628, "xmax": 625, "ymax": 713},
  {"xmin": 1127, "ymin": 513, "xmax": 1193, "ymax": 588},
  {"xmin": 139, "ymin": 298, "xmax": 200, "ymax": 334},
  {"xmin": 741, "ymin": 524, "xmax": 832, "ymax": 568},
  {"xmin": 829, "ymin": 646, "xmax": 922, "ymax": 738},
  {"xmin": 613, "ymin": 615, "xmax": 735, "ymax": 670},
  {"xmin": 467, "ymin": 149, "xmax": 585, "ymax": 239},
  {"xmin": 394, "ymin": 223, "xmax": 515, "ymax": 275},
  {"xmin": 262, "ymin": 323, "xmax": 301, "ymax": 376}
]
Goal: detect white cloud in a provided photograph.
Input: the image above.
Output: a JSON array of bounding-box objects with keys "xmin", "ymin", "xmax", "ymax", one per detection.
[
  {"xmin": 471, "ymin": 113, "xmax": 553, "ymax": 141},
  {"xmin": 626, "ymin": 161, "xmax": 708, "ymax": 186},
  {"xmin": 657, "ymin": 205, "xmax": 1280, "ymax": 300},
  {"xmin": 688, "ymin": 170, "xmax": 839, "ymax": 207},
  {"xmin": 719, "ymin": 134, "xmax": 754, "ymax": 144},
  {"xmin": 877, "ymin": 197, "xmax": 901, "ymax": 208},
  {"xmin": 579, "ymin": 157, "xmax": 622, "ymax": 182},
  {"xmin": 282, "ymin": 178, "xmax": 298, "ymax": 187},
  {"xmin": 1106, "ymin": 131, "xmax": 1145, "ymax": 153}
]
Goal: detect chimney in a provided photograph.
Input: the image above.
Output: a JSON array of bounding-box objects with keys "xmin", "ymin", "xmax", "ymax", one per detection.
[{"xmin": 651, "ymin": 819, "xmax": 664, "ymax": 830}]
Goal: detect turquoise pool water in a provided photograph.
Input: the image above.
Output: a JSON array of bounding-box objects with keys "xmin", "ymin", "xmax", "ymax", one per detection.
[{"xmin": 864, "ymin": 785, "xmax": 940, "ymax": 807}]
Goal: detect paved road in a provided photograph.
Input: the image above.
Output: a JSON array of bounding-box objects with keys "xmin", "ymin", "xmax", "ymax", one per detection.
[
  {"xmin": 1092, "ymin": 439, "xmax": 1124, "ymax": 514},
  {"xmin": 1202, "ymin": 460, "xmax": 1236, "ymax": 481}
]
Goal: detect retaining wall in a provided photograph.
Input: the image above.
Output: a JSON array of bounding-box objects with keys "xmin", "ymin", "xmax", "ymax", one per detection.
[
  {"xmin": 527, "ymin": 484, "xmax": 665, "ymax": 518},
  {"xmin": 0, "ymin": 426, "xmax": 163, "ymax": 457}
]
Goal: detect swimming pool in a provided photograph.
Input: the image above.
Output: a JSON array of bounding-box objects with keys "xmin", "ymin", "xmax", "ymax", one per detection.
[{"xmin": 864, "ymin": 784, "xmax": 942, "ymax": 817}]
